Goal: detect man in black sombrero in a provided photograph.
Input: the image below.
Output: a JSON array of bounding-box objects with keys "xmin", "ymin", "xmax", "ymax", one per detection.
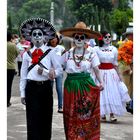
[{"xmin": 19, "ymin": 17, "xmax": 63, "ymax": 140}]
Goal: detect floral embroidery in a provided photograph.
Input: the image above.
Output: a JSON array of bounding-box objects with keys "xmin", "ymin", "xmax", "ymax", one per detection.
[{"xmin": 76, "ymin": 95, "xmax": 93, "ymax": 120}]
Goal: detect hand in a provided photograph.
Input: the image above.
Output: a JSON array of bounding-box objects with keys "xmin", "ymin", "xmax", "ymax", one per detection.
[
  {"xmin": 21, "ymin": 97, "xmax": 26, "ymax": 105},
  {"xmin": 118, "ymin": 74, "xmax": 122, "ymax": 81},
  {"xmin": 99, "ymin": 83, "xmax": 104, "ymax": 91},
  {"xmin": 129, "ymin": 70, "xmax": 133, "ymax": 75},
  {"xmin": 38, "ymin": 67, "xmax": 43, "ymax": 75},
  {"xmin": 49, "ymin": 68, "xmax": 56, "ymax": 80}
]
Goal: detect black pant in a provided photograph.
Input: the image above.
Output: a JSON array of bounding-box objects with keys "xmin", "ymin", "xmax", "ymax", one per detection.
[
  {"xmin": 17, "ymin": 61, "xmax": 22, "ymax": 76},
  {"xmin": 7, "ymin": 69, "xmax": 15, "ymax": 105},
  {"xmin": 25, "ymin": 80, "xmax": 53, "ymax": 140}
]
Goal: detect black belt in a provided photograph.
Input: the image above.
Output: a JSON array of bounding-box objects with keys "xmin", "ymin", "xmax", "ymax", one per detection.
[{"xmin": 27, "ymin": 79, "xmax": 49, "ymax": 85}]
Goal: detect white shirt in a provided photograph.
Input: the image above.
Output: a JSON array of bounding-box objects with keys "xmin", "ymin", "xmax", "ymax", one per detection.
[
  {"xmin": 16, "ymin": 43, "xmax": 30, "ymax": 62},
  {"xmin": 53, "ymin": 45, "xmax": 65, "ymax": 56},
  {"xmin": 20, "ymin": 44, "xmax": 63, "ymax": 97}
]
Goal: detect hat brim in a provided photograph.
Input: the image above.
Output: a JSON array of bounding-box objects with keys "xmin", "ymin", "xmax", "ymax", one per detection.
[
  {"xmin": 20, "ymin": 18, "xmax": 56, "ymax": 41},
  {"xmin": 123, "ymin": 32, "xmax": 133, "ymax": 36},
  {"xmin": 59, "ymin": 28, "xmax": 101, "ymax": 39}
]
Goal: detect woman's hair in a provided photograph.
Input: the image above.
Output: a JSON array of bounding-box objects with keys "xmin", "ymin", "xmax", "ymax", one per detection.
[
  {"xmin": 47, "ymin": 34, "xmax": 59, "ymax": 46},
  {"xmin": 7, "ymin": 31, "xmax": 13, "ymax": 41},
  {"xmin": 61, "ymin": 37, "xmax": 73, "ymax": 50},
  {"xmin": 98, "ymin": 31, "xmax": 111, "ymax": 47}
]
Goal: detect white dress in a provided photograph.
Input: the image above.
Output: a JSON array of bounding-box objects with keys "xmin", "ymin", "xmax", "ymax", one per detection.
[{"xmin": 93, "ymin": 45, "xmax": 131, "ymax": 116}]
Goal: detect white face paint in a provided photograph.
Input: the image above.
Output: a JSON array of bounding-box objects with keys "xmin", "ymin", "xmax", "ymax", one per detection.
[
  {"xmin": 31, "ymin": 29, "xmax": 44, "ymax": 47},
  {"xmin": 103, "ymin": 33, "xmax": 112, "ymax": 45},
  {"xmin": 74, "ymin": 34, "xmax": 86, "ymax": 48}
]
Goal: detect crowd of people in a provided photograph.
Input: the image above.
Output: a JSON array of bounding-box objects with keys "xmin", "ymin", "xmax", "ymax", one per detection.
[{"xmin": 7, "ymin": 17, "xmax": 133, "ymax": 140}]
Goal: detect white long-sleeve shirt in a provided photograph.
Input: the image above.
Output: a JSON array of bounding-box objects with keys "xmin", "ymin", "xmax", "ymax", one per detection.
[{"xmin": 20, "ymin": 44, "xmax": 63, "ymax": 97}]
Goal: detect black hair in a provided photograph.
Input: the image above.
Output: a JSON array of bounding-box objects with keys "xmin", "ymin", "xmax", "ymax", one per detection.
[
  {"xmin": 98, "ymin": 31, "xmax": 111, "ymax": 47},
  {"xmin": 7, "ymin": 31, "xmax": 12, "ymax": 41},
  {"xmin": 47, "ymin": 34, "xmax": 60, "ymax": 46}
]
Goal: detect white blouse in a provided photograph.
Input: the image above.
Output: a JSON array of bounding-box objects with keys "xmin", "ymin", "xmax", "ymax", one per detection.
[
  {"xmin": 61, "ymin": 47, "xmax": 100, "ymax": 73},
  {"xmin": 93, "ymin": 45, "xmax": 118, "ymax": 66}
]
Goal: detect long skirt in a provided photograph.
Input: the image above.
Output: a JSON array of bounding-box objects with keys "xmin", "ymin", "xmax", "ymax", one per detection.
[{"xmin": 63, "ymin": 73, "xmax": 100, "ymax": 140}]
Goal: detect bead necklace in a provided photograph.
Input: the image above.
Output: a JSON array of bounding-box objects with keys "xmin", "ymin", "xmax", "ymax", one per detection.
[{"xmin": 73, "ymin": 47, "xmax": 85, "ymax": 67}]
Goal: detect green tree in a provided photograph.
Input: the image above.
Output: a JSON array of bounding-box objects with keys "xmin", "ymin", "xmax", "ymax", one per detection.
[
  {"xmin": 110, "ymin": 9, "xmax": 129, "ymax": 39},
  {"xmin": 7, "ymin": 12, "xmax": 12, "ymax": 32}
]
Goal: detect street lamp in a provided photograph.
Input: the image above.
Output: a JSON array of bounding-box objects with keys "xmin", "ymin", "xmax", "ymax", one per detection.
[{"xmin": 50, "ymin": 2, "xmax": 54, "ymax": 26}]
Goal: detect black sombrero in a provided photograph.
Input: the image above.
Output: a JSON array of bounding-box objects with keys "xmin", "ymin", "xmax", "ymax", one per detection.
[{"xmin": 20, "ymin": 17, "xmax": 56, "ymax": 41}]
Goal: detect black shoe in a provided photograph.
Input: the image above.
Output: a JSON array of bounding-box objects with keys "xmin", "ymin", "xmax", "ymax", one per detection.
[
  {"xmin": 126, "ymin": 104, "xmax": 133, "ymax": 114},
  {"xmin": 58, "ymin": 108, "xmax": 63, "ymax": 113},
  {"xmin": 7, "ymin": 103, "xmax": 12, "ymax": 107},
  {"xmin": 126, "ymin": 106, "xmax": 133, "ymax": 114},
  {"xmin": 15, "ymin": 71, "xmax": 17, "ymax": 75}
]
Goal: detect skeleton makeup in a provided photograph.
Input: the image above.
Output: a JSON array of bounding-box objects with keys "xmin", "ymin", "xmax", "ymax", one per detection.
[
  {"xmin": 103, "ymin": 33, "xmax": 112, "ymax": 45},
  {"xmin": 31, "ymin": 29, "xmax": 44, "ymax": 47},
  {"xmin": 74, "ymin": 34, "xmax": 86, "ymax": 48},
  {"xmin": 20, "ymin": 18, "xmax": 56, "ymax": 47}
]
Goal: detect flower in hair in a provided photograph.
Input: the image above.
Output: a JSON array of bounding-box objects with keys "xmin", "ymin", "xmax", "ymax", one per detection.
[{"xmin": 98, "ymin": 36, "xmax": 103, "ymax": 41}]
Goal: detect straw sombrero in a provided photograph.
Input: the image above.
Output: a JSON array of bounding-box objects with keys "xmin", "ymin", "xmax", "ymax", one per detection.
[
  {"xmin": 20, "ymin": 17, "xmax": 56, "ymax": 42},
  {"xmin": 59, "ymin": 22, "xmax": 101, "ymax": 39}
]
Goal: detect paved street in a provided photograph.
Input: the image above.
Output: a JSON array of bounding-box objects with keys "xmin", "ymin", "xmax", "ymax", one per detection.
[{"xmin": 7, "ymin": 75, "xmax": 133, "ymax": 140}]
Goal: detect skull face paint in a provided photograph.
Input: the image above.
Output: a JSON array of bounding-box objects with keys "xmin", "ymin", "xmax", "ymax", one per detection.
[
  {"xmin": 74, "ymin": 34, "xmax": 86, "ymax": 48},
  {"xmin": 31, "ymin": 29, "xmax": 44, "ymax": 47},
  {"xmin": 103, "ymin": 33, "xmax": 112, "ymax": 45}
]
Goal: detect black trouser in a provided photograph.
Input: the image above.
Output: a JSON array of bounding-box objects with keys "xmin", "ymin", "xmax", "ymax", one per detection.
[
  {"xmin": 7, "ymin": 69, "xmax": 15, "ymax": 105},
  {"xmin": 25, "ymin": 80, "xmax": 53, "ymax": 140},
  {"xmin": 17, "ymin": 61, "xmax": 22, "ymax": 76}
]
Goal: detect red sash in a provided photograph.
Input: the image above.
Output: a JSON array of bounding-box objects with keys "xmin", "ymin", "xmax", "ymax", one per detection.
[{"xmin": 99, "ymin": 63, "xmax": 114, "ymax": 69}]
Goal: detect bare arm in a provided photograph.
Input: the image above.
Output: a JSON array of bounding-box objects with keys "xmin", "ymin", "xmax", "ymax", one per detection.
[{"xmin": 93, "ymin": 66, "xmax": 104, "ymax": 91}]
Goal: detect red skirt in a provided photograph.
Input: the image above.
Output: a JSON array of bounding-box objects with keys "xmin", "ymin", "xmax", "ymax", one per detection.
[{"xmin": 63, "ymin": 73, "xmax": 100, "ymax": 140}]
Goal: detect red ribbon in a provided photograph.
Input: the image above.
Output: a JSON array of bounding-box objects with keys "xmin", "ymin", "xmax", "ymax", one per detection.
[{"xmin": 31, "ymin": 49, "xmax": 44, "ymax": 64}]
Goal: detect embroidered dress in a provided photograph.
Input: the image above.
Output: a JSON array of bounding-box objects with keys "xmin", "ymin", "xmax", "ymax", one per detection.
[
  {"xmin": 93, "ymin": 46, "xmax": 131, "ymax": 116},
  {"xmin": 61, "ymin": 47, "xmax": 100, "ymax": 140}
]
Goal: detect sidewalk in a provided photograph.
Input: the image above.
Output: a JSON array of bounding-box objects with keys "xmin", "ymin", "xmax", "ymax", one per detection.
[{"xmin": 7, "ymin": 75, "xmax": 133, "ymax": 140}]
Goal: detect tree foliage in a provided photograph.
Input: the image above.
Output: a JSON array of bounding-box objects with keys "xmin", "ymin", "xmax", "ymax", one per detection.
[
  {"xmin": 7, "ymin": 0, "xmax": 133, "ymax": 36},
  {"xmin": 110, "ymin": 9, "xmax": 129, "ymax": 38}
]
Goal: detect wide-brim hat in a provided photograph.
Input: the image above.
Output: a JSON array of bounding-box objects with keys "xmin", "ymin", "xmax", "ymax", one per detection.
[
  {"xmin": 59, "ymin": 22, "xmax": 101, "ymax": 39},
  {"xmin": 123, "ymin": 27, "xmax": 133, "ymax": 36},
  {"xmin": 20, "ymin": 17, "xmax": 56, "ymax": 42}
]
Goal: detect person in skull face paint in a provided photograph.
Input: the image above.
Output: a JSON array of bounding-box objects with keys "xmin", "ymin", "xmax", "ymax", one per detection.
[
  {"xmin": 59, "ymin": 21, "xmax": 103, "ymax": 140},
  {"xmin": 93, "ymin": 31, "xmax": 131, "ymax": 122},
  {"xmin": 19, "ymin": 18, "xmax": 63, "ymax": 140}
]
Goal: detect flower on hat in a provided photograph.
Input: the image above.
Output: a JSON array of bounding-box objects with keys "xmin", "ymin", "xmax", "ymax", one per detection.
[{"xmin": 118, "ymin": 40, "xmax": 133, "ymax": 65}]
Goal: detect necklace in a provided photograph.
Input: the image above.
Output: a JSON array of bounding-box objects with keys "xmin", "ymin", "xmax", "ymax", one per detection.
[{"xmin": 73, "ymin": 47, "xmax": 85, "ymax": 67}]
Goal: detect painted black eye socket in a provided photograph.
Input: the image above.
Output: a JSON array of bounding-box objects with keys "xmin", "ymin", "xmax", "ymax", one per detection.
[
  {"xmin": 104, "ymin": 36, "xmax": 111, "ymax": 39},
  {"xmin": 33, "ymin": 33, "xmax": 37, "ymax": 36},
  {"xmin": 74, "ymin": 35, "xmax": 85, "ymax": 40},
  {"xmin": 38, "ymin": 32, "xmax": 42, "ymax": 36},
  {"xmin": 33, "ymin": 32, "xmax": 42, "ymax": 36}
]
